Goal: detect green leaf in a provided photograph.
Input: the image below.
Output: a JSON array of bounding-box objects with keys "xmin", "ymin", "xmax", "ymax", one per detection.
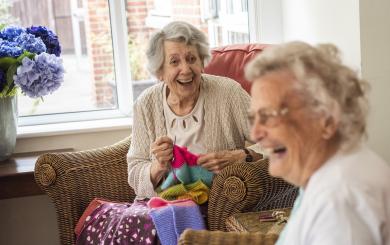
[
  {"xmin": 16, "ymin": 51, "xmax": 35, "ymax": 63},
  {"xmin": 3, "ymin": 63, "xmax": 19, "ymax": 96},
  {"xmin": 6, "ymin": 87, "xmax": 18, "ymax": 97},
  {"xmin": 0, "ymin": 24, "xmax": 6, "ymax": 31},
  {"xmin": 0, "ymin": 57, "xmax": 18, "ymax": 70}
]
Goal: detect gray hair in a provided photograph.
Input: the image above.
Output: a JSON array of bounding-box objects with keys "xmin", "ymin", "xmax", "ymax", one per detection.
[
  {"xmin": 245, "ymin": 41, "xmax": 369, "ymax": 152},
  {"xmin": 145, "ymin": 21, "xmax": 211, "ymax": 77}
]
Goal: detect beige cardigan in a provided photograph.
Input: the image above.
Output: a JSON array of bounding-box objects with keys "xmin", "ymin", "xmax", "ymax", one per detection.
[{"xmin": 127, "ymin": 74, "xmax": 252, "ymax": 198}]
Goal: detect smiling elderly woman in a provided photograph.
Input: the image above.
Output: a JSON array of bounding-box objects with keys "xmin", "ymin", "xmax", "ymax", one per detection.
[
  {"xmin": 75, "ymin": 21, "xmax": 262, "ymax": 245},
  {"xmin": 127, "ymin": 21, "xmax": 262, "ymax": 198},
  {"xmin": 246, "ymin": 41, "xmax": 390, "ymax": 245}
]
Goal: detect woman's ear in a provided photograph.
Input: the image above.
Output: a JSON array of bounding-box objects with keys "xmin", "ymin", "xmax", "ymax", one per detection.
[
  {"xmin": 321, "ymin": 115, "xmax": 339, "ymax": 140},
  {"xmin": 156, "ymin": 71, "xmax": 163, "ymax": 82}
]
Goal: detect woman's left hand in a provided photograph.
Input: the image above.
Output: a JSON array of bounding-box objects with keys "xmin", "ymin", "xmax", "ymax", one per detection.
[{"xmin": 197, "ymin": 150, "xmax": 245, "ymax": 173}]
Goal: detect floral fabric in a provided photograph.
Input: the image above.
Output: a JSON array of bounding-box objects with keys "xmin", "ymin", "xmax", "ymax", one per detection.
[{"xmin": 76, "ymin": 200, "xmax": 159, "ymax": 245}]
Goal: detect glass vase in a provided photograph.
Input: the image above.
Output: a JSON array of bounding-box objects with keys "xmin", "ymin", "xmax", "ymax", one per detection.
[{"xmin": 0, "ymin": 96, "xmax": 17, "ymax": 161}]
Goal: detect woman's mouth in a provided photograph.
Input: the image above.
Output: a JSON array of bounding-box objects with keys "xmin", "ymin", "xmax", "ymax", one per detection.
[
  {"xmin": 263, "ymin": 145, "xmax": 287, "ymax": 158},
  {"xmin": 176, "ymin": 79, "xmax": 193, "ymax": 86}
]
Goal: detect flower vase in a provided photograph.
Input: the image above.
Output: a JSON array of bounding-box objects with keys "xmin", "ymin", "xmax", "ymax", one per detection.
[{"xmin": 0, "ymin": 96, "xmax": 17, "ymax": 161}]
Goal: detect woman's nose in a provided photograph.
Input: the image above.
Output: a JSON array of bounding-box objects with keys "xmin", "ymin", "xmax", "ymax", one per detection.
[
  {"xmin": 179, "ymin": 62, "xmax": 192, "ymax": 74},
  {"xmin": 250, "ymin": 120, "xmax": 267, "ymax": 143}
]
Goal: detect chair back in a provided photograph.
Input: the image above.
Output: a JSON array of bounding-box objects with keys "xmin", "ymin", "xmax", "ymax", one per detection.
[{"xmin": 204, "ymin": 44, "xmax": 269, "ymax": 93}]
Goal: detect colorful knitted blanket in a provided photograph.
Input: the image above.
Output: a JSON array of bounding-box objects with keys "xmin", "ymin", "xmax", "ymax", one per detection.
[
  {"xmin": 160, "ymin": 145, "xmax": 214, "ymax": 190},
  {"xmin": 158, "ymin": 179, "xmax": 209, "ymax": 204}
]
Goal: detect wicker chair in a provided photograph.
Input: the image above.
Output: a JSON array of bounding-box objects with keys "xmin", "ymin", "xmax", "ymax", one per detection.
[
  {"xmin": 34, "ymin": 136, "xmax": 297, "ymax": 244},
  {"xmin": 178, "ymin": 230, "xmax": 278, "ymax": 245},
  {"xmin": 34, "ymin": 44, "xmax": 298, "ymax": 245}
]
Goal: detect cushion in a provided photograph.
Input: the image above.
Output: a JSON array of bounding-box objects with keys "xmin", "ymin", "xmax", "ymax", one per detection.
[{"xmin": 204, "ymin": 44, "xmax": 269, "ymax": 94}]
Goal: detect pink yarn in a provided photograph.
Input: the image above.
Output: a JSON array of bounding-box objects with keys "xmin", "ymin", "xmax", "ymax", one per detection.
[
  {"xmin": 171, "ymin": 145, "xmax": 199, "ymax": 169},
  {"xmin": 147, "ymin": 197, "xmax": 195, "ymax": 209}
]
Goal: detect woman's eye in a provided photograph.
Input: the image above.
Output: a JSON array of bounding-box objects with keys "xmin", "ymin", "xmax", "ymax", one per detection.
[
  {"xmin": 170, "ymin": 59, "xmax": 178, "ymax": 65},
  {"xmin": 248, "ymin": 115, "xmax": 254, "ymax": 125},
  {"xmin": 187, "ymin": 56, "xmax": 197, "ymax": 64}
]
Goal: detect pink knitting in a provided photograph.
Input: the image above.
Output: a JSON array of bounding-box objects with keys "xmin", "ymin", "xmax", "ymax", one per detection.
[
  {"xmin": 171, "ymin": 145, "xmax": 199, "ymax": 169},
  {"xmin": 147, "ymin": 197, "xmax": 194, "ymax": 209}
]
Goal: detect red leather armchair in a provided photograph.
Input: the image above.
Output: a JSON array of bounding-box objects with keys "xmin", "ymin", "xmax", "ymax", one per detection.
[{"xmin": 205, "ymin": 43, "xmax": 269, "ymax": 93}]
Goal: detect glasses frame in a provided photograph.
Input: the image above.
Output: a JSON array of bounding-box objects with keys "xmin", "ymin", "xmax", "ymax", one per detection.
[{"xmin": 249, "ymin": 107, "xmax": 289, "ymax": 127}]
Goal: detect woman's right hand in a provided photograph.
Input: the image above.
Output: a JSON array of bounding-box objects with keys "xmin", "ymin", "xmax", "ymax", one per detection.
[
  {"xmin": 151, "ymin": 136, "xmax": 174, "ymax": 169},
  {"xmin": 150, "ymin": 136, "xmax": 174, "ymax": 186}
]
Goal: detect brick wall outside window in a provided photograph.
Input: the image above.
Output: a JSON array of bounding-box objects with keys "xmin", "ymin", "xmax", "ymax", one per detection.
[{"xmin": 87, "ymin": 0, "xmax": 205, "ymax": 107}]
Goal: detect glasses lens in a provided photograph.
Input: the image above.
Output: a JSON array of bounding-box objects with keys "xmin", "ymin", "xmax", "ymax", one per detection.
[{"xmin": 259, "ymin": 109, "xmax": 282, "ymax": 127}]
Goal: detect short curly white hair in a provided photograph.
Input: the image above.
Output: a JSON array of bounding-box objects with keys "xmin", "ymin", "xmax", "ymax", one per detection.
[
  {"xmin": 245, "ymin": 41, "xmax": 369, "ymax": 152},
  {"xmin": 146, "ymin": 21, "xmax": 210, "ymax": 77}
]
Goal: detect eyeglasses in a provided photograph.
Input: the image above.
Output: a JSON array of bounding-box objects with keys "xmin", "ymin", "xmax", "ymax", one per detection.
[{"xmin": 248, "ymin": 107, "xmax": 289, "ymax": 128}]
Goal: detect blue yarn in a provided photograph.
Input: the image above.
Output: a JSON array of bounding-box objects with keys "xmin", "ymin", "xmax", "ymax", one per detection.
[{"xmin": 161, "ymin": 164, "xmax": 214, "ymax": 190}]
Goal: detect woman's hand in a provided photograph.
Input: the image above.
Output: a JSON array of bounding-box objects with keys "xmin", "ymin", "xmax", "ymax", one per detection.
[
  {"xmin": 197, "ymin": 150, "xmax": 246, "ymax": 174},
  {"xmin": 150, "ymin": 136, "xmax": 174, "ymax": 186},
  {"xmin": 151, "ymin": 136, "xmax": 174, "ymax": 168}
]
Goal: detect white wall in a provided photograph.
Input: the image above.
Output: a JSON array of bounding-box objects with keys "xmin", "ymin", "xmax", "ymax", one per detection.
[
  {"xmin": 281, "ymin": 0, "xmax": 390, "ymax": 162},
  {"xmin": 360, "ymin": 0, "xmax": 390, "ymax": 162},
  {"xmin": 14, "ymin": 129, "xmax": 131, "ymax": 153},
  {"xmin": 0, "ymin": 196, "xmax": 60, "ymax": 245},
  {"xmin": 282, "ymin": 0, "xmax": 361, "ymax": 70}
]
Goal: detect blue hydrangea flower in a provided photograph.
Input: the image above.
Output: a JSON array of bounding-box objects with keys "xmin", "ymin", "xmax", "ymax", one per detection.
[
  {"xmin": 27, "ymin": 26, "xmax": 61, "ymax": 56},
  {"xmin": 13, "ymin": 53, "xmax": 64, "ymax": 98},
  {"xmin": 0, "ymin": 69, "xmax": 6, "ymax": 92},
  {"xmin": 0, "ymin": 40, "xmax": 23, "ymax": 57},
  {"xmin": 0, "ymin": 26, "xmax": 26, "ymax": 41},
  {"xmin": 14, "ymin": 32, "xmax": 46, "ymax": 54}
]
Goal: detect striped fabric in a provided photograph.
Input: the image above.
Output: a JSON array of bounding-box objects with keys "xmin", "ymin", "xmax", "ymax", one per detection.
[
  {"xmin": 160, "ymin": 145, "xmax": 214, "ymax": 191},
  {"xmin": 158, "ymin": 179, "xmax": 210, "ymax": 205},
  {"xmin": 148, "ymin": 199, "xmax": 206, "ymax": 245}
]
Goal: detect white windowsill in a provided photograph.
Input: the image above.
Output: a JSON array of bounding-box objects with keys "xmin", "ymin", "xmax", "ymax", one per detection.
[{"xmin": 17, "ymin": 117, "xmax": 133, "ymax": 139}]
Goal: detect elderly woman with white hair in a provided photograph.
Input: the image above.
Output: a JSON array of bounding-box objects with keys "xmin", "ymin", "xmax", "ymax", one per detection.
[
  {"xmin": 127, "ymin": 21, "xmax": 262, "ymax": 197},
  {"xmin": 246, "ymin": 41, "xmax": 390, "ymax": 245},
  {"xmin": 76, "ymin": 21, "xmax": 262, "ymax": 245}
]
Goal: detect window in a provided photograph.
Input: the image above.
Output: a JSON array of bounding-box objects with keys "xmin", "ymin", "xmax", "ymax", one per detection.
[
  {"xmin": 202, "ymin": 0, "xmax": 250, "ymax": 47},
  {"xmin": 0, "ymin": 0, "xmax": 261, "ymax": 127},
  {"xmin": 2, "ymin": 0, "xmax": 131, "ymax": 126}
]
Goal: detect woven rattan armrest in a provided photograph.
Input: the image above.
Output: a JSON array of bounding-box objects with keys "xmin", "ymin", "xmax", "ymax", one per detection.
[
  {"xmin": 207, "ymin": 158, "xmax": 297, "ymax": 231},
  {"xmin": 34, "ymin": 136, "xmax": 136, "ymax": 245},
  {"xmin": 178, "ymin": 229, "xmax": 278, "ymax": 245}
]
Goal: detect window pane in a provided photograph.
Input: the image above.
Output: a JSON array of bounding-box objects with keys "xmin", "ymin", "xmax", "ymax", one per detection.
[
  {"xmin": 126, "ymin": 0, "xmax": 249, "ymax": 100},
  {"xmin": 2, "ymin": 0, "xmax": 118, "ymax": 117},
  {"xmin": 2, "ymin": 0, "xmax": 250, "ymax": 123}
]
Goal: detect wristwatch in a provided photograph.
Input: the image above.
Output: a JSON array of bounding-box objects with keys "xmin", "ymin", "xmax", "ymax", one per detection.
[{"xmin": 243, "ymin": 148, "xmax": 254, "ymax": 162}]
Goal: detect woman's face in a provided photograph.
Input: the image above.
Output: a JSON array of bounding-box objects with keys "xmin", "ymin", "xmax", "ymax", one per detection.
[
  {"xmin": 249, "ymin": 71, "xmax": 332, "ymax": 186},
  {"xmin": 159, "ymin": 41, "xmax": 203, "ymax": 99}
]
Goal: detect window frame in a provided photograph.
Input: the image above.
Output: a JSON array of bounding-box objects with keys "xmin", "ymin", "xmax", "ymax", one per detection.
[
  {"xmin": 18, "ymin": 0, "xmax": 132, "ymax": 126},
  {"xmin": 17, "ymin": 0, "xmax": 282, "ymax": 129}
]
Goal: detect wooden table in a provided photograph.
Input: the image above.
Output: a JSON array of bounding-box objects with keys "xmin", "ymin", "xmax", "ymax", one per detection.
[{"xmin": 0, "ymin": 149, "xmax": 72, "ymax": 199}]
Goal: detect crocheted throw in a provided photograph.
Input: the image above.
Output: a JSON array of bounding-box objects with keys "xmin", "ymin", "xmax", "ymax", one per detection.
[
  {"xmin": 158, "ymin": 179, "xmax": 209, "ymax": 204},
  {"xmin": 160, "ymin": 145, "xmax": 214, "ymax": 190}
]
